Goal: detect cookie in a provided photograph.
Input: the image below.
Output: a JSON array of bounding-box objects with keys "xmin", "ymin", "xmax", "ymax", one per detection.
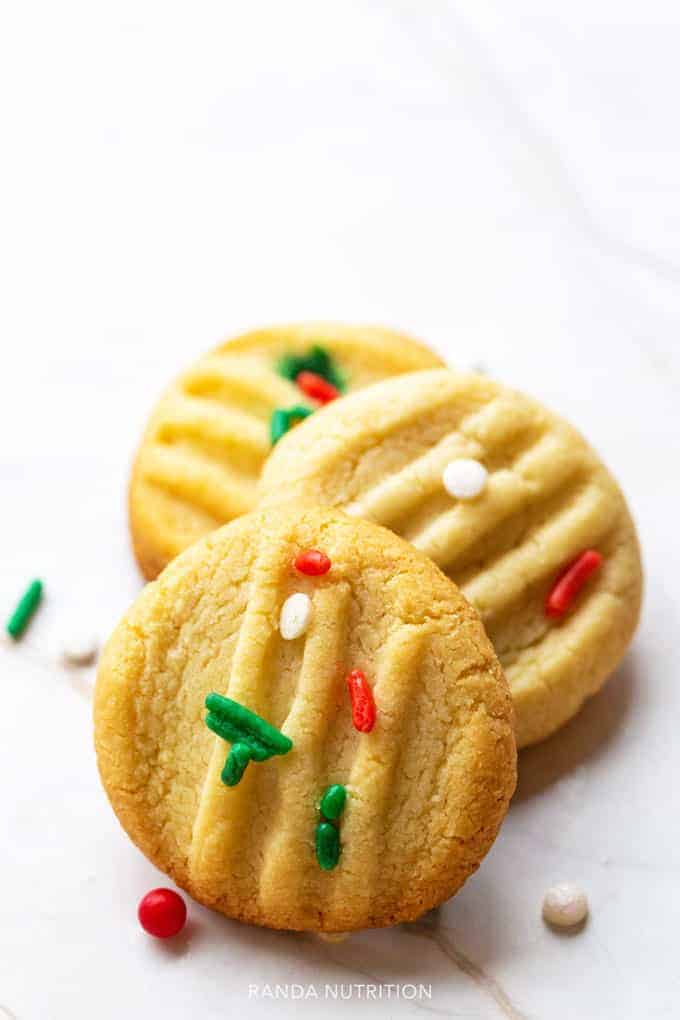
[
  {"xmin": 259, "ymin": 370, "xmax": 643, "ymax": 748},
  {"xmin": 95, "ymin": 506, "xmax": 516, "ymax": 932},
  {"xmin": 129, "ymin": 324, "xmax": 443, "ymax": 579}
]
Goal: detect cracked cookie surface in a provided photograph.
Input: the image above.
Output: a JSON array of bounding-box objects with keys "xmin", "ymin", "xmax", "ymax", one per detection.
[
  {"xmin": 259, "ymin": 371, "xmax": 643, "ymax": 748},
  {"xmin": 129, "ymin": 324, "xmax": 443, "ymax": 579},
  {"xmin": 95, "ymin": 506, "xmax": 515, "ymax": 932}
]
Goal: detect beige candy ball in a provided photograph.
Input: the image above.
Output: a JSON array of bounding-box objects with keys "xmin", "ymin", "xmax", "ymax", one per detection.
[{"xmin": 542, "ymin": 883, "xmax": 589, "ymax": 928}]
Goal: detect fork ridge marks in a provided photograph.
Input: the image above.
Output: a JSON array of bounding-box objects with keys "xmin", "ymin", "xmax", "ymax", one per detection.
[
  {"xmin": 129, "ymin": 324, "xmax": 444, "ymax": 580},
  {"xmin": 259, "ymin": 369, "xmax": 643, "ymax": 748},
  {"xmin": 95, "ymin": 506, "xmax": 515, "ymax": 932}
]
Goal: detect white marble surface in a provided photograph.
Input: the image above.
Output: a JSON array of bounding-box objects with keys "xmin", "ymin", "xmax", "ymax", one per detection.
[{"xmin": 1, "ymin": 2, "xmax": 679, "ymax": 1018}]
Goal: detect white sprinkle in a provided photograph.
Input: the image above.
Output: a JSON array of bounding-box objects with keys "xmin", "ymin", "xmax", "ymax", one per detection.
[
  {"xmin": 442, "ymin": 459, "xmax": 488, "ymax": 500},
  {"xmin": 279, "ymin": 593, "xmax": 312, "ymax": 640},
  {"xmin": 61, "ymin": 634, "xmax": 99, "ymax": 667},
  {"xmin": 542, "ymin": 882, "xmax": 589, "ymax": 928}
]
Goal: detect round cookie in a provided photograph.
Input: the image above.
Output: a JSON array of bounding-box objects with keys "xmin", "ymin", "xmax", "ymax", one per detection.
[
  {"xmin": 95, "ymin": 506, "xmax": 516, "ymax": 932},
  {"xmin": 259, "ymin": 370, "xmax": 643, "ymax": 749},
  {"xmin": 129, "ymin": 324, "xmax": 444, "ymax": 579}
]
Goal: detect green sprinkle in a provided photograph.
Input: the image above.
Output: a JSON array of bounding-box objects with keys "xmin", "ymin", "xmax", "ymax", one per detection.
[
  {"xmin": 6, "ymin": 579, "xmax": 43, "ymax": 640},
  {"xmin": 315, "ymin": 820, "xmax": 341, "ymax": 871},
  {"xmin": 206, "ymin": 693, "xmax": 293, "ymax": 756},
  {"xmin": 270, "ymin": 405, "xmax": 313, "ymax": 446},
  {"xmin": 277, "ymin": 354, "xmax": 301, "ymax": 382},
  {"xmin": 276, "ymin": 345, "xmax": 346, "ymax": 392},
  {"xmin": 205, "ymin": 692, "xmax": 293, "ymax": 786},
  {"xmin": 288, "ymin": 405, "xmax": 313, "ymax": 424},
  {"xmin": 320, "ymin": 784, "xmax": 347, "ymax": 821},
  {"xmin": 270, "ymin": 409, "xmax": 289, "ymax": 446},
  {"xmin": 221, "ymin": 742, "xmax": 252, "ymax": 786}
]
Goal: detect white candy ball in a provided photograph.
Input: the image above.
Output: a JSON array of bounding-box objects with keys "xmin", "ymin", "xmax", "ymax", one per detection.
[
  {"xmin": 542, "ymin": 882, "xmax": 589, "ymax": 928},
  {"xmin": 442, "ymin": 458, "xmax": 488, "ymax": 500},
  {"xmin": 61, "ymin": 634, "xmax": 99, "ymax": 667},
  {"xmin": 279, "ymin": 593, "xmax": 313, "ymax": 640}
]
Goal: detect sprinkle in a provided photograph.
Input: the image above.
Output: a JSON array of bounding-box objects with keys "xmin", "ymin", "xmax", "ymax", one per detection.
[
  {"xmin": 546, "ymin": 550, "xmax": 603, "ymax": 619},
  {"xmin": 270, "ymin": 409, "xmax": 288, "ymax": 445},
  {"xmin": 61, "ymin": 633, "xmax": 99, "ymax": 667},
  {"xmin": 6, "ymin": 579, "xmax": 43, "ymax": 640},
  {"xmin": 138, "ymin": 888, "xmax": 187, "ymax": 938},
  {"xmin": 542, "ymin": 883, "xmax": 589, "ymax": 929},
  {"xmin": 270, "ymin": 405, "xmax": 313, "ymax": 445},
  {"xmin": 294, "ymin": 549, "xmax": 331, "ymax": 576},
  {"xmin": 205, "ymin": 692, "xmax": 293, "ymax": 786},
  {"xmin": 279, "ymin": 592, "xmax": 313, "ymax": 640},
  {"xmin": 316, "ymin": 785, "xmax": 347, "ymax": 871},
  {"xmin": 296, "ymin": 371, "xmax": 340, "ymax": 404},
  {"xmin": 315, "ymin": 820, "xmax": 341, "ymax": 871},
  {"xmin": 221, "ymin": 742, "xmax": 252, "ymax": 786},
  {"xmin": 320, "ymin": 784, "xmax": 347, "ymax": 821},
  {"xmin": 277, "ymin": 345, "xmax": 346, "ymax": 391},
  {"xmin": 347, "ymin": 669, "xmax": 376, "ymax": 733},
  {"xmin": 442, "ymin": 459, "xmax": 488, "ymax": 500}
]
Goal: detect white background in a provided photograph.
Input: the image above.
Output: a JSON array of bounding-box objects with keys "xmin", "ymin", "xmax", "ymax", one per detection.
[{"xmin": 1, "ymin": 2, "xmax": 679, "ymax": 1018}]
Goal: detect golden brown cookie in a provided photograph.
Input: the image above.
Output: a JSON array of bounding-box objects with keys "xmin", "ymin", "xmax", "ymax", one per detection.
[
  {"xmin": 95, "ymin": 506, "xmax": 516, "ymax": 932},
  {"xmin": 129, "ymin": 324, "xmax": 443, "ymax": 579},
  {"xmin": 259, "ymin": 370, "xmax": 643, "ymax": 748}
]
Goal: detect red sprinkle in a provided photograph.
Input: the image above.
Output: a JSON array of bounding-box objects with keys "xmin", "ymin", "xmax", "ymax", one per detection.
[
  {"xmin": 296, "ymin": 371, "xmax": 340, "ymax": 404},
  {"xmin": 138, "ymin": 888, "xmax": 187, "ymax": 938},
  {"xmin": 347, "ymin": 669, "xmax": 376, "ymax": 733},
  {"xmin": 294, "ymin": 549, "xmax": 332, "ymax": 576},
  {"xmin": 545, "ymin": 549, "xmax": 603, "ymax": 619}
]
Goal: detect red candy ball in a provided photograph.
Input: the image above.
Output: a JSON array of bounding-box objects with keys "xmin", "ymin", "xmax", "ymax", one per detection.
[
  {"xmin": 294, "ymin": 549, "xmax": 332, "ymax": 576},
  {"xmin": 138, "ymin": 888, "xmax": 187, "ymax": 938}
]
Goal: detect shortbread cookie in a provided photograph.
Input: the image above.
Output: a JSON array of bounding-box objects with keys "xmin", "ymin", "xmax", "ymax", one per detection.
[
  {"xmin": 259, "ymin": 371, "xmax": 643, "ymax": 748},
  {"xmin": 129, "ymin": 324, "xmax": 443, "ymax": 579},
  {"xmin": 95, "ymin": 506, "xmax": 515, "ymax": 932}
]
